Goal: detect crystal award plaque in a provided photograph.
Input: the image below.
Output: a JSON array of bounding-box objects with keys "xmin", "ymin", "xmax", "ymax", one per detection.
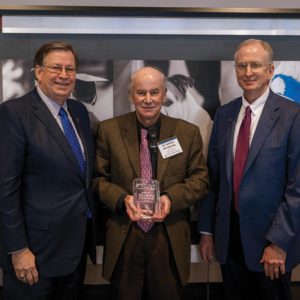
[{"xmin": 133, "ymin": 178, "xmax": 160, "ymax": 219}]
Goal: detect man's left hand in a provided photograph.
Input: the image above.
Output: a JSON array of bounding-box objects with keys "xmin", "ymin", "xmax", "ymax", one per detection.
[
  {"xmin": 260, "ymin": 243, "xmax": 286, "ymax": 280},
  {"xmin": 12, "ymin": 248, "xmax": 39, "ymax": 286},
  {"xmin": 151, "ymin": 195, "xmax": 171, "ymax": 222}
]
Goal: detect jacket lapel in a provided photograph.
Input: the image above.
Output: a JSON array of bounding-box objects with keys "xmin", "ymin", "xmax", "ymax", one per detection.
[
  {"xmin": 244, "ymin": 94, "xmax": 280, "ymax": 175},
  {"xmin": 120, "ymin": 113, "xmax": 175, "ymax": 181},
  {"xmin": 31, "ymin": 90, "xmax": 83, "ymax": 177},
  {"xmin": 225, "ymin": 100, "xmax": 242, "ymax": 184},
  {"xmin": 157, "ymin": 114, "xmax": 176, "ymax": 182},
  {"xmin": 121, "ymin": 113, "xmax": 140, "ymax": 178}
]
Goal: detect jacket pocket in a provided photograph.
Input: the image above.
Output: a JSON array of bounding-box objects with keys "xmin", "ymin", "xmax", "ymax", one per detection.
[{"xmin": 26, "ymin": 217, "xmax": 51, "ymax": 231}]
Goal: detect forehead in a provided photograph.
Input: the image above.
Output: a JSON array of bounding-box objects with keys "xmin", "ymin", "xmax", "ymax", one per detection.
[
  {"xmin": 236, "ymin": 43, "xmax": 268, "ymax": 60},
  {"xmin": 132, "ymin": 70, "xmax": 164, "ymax": 90},
  {"xmin": 43, "ymin": 50, "xmax": 75, "ymax": 63}
]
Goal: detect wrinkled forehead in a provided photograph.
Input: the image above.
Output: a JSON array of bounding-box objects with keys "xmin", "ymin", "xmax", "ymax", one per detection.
[
  {"xmin": 135, "ymin": 68, "xmax": 162, "ymax": 81},
  {"xmin": 132, "ymin": 66, "xmax": 165, "ymax": 83},
  {"xmin": 132, "ymin": 73, "xmax": 165, "ymax": 90},
  {"xmin": 43, "ymin": 50, "xmax": 76, "ymax": 64},
  {"xmin": 235, "ymin": 43, "xmax": 269, "ymax": 61}
]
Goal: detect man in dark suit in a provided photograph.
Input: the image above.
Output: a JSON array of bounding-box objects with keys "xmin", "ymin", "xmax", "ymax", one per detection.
[
  {"xmin": 0, "ymin": 41, "xmax": 96, "ymax": 299},
  {"xmin": 94, "ymin": 66, "xmax": 209, "ymax": 300},
  {"xmin": 198, "ymin": 39, "xmax": 300, "ymax": 300}
]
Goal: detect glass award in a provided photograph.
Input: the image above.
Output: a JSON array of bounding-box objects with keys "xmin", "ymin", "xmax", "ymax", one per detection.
[{"xmin": 133, "ymin": 178, "xmax": 160, "ymax": 219}]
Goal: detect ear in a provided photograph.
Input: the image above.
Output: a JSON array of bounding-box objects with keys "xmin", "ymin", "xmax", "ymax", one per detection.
[
  {"xmin": 128, "ymin": 89, "xmax": 133, "ymax": 102},
  {"xmin": 35, "ymin": 65, "xmax": 43, "ymax": 82},
  {"xmin": 163, "ymin": 87, "xmax": 167, "ymax": 101},
  {"xmin": 268, "ymin": 64, "xmax": 275, "ymax": 78}
]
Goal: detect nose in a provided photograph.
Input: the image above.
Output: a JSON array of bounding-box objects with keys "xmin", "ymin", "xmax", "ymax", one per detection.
[
  {"xmin": 144, "ymin": 93, "xmax": 152, "ymax": 103},
  {"xmin": 59, "ymin": 68, "xmax": 69, "ymax": 78},
  {"xmin": 245, "ymin": 65, "xmax": 254, "ymax": 76}
]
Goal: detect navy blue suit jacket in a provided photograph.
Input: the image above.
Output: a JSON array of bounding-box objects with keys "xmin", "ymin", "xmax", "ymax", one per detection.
[
  {"xmin": 198, "ymin": 90, "xmax": 300, "ymax": 272},
  {"xmin": 0, "ymin": 89, "xmax": 96, "ymax": 277}
]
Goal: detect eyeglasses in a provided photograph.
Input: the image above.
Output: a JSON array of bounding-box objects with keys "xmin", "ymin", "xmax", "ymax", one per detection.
[
  {"xmin": 234, "ymin": 62, "xmax": 270, "ymax": 72},
  {"xmin": 41, "ymin": 65, "xmax": 76, "ymax": 75}
]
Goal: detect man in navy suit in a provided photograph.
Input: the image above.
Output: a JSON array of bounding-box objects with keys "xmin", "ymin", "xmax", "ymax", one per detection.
[
  {"xmin": 0, "ymin": 41, "xmax": 96, "ymax": 299},
  {"xmin": 198, "ymin": 39, "xmax": 300, "ymax": 300}
]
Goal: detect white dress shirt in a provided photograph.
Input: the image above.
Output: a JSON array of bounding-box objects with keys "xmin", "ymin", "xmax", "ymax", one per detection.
[
  {"xmin": 37, "ymin": 85, "xmax": 85, "ymax": 157},
  {"xmin": 233, "ymin": 88, "xmax": 269, "ymax": 157}
]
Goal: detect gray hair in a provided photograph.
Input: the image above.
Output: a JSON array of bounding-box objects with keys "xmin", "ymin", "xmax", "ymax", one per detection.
[{"xmin": 234, "ymin": 39, "xmax": 273, "ymax": 63}]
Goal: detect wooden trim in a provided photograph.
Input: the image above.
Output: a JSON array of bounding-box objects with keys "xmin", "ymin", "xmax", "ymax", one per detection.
[{"xmin": 1, "ymin": 6, "xmax": 300, "ymax": 16}]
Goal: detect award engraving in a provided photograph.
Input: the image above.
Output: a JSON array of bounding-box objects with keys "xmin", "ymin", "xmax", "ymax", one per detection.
[{"xmin": 133, "ymin": 178, "xmax": 160, "ymax": 219}]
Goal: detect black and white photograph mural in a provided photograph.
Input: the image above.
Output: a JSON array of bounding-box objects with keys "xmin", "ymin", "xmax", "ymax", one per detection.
[
  {"xmin": 3, "ymin": 58, "xmax": 298, "ymax": 241},
  {"xmin": 2, "ymin": 58, "xmax": 299, "ymax": 156}
]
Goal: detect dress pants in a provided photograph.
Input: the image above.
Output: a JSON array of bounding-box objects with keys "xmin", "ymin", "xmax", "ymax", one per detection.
[
  {"xmin": 111, "ymin": 223, "xmax": 181, "ymax": 300},
  {"xmin": 3, "ymin": 250, "xmax": 87, "ymax": 300},
  {"xmin": 2, "ymin": 219, "xmax": 93, "ymax": 300},
  {"xmin": 221, "ymin": 209, "xmax": 292, "ymax": 300}
]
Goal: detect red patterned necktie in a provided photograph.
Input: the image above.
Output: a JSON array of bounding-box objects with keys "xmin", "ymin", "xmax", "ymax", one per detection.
[
  {"xmin": 233, "ymin": 106, "xmax": 252, "ymax": 212},
  {"xmin": 137, "ymin": 128, "xmax": 154, "ymax": 232}
]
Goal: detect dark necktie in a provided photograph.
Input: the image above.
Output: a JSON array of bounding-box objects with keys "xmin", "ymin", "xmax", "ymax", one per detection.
[
  {"xmin": 59, "ymin": 107, "xmax": 86, "ymax": 175},
  {"xmin": 137, "ymin": 128, "xmax": 154, "ymax": 232},
  {"xmin": 233, "ymin": 106, "xmax": 252, "ymax": 212}
]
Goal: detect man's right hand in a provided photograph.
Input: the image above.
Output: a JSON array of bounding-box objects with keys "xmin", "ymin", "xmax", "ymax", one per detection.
[
  {"xmin": 199, "ymin": 234, "xmax": 214, "ymax": 264},
  {"xmin": 124, "ymin": 194, "xmax": 144, "ymax": 221},
  {"xmin": 12, "ymin": 248, "xmax": 39, "ymax": 285}
]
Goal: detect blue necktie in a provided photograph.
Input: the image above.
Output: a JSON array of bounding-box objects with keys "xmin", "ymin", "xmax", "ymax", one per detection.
[{"xmin": 59, "ymin": 107, "xmax": 86, "ymax": 174}]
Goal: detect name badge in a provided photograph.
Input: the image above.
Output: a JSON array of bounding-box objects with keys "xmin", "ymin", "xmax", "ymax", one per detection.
[{"xmin": 158, "ymin": 136, "xmax": 183, "ymax": 159}]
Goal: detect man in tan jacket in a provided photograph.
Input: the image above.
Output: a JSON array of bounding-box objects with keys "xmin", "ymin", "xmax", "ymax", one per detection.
[{"xmin": 95, "ymin": 66, "xmax": 208, "ymax": 300}]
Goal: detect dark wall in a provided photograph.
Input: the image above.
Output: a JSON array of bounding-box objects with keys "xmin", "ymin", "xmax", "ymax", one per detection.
[{"xmin": 1, "ymin": 34, "xmax": 300, "ymax": 61}]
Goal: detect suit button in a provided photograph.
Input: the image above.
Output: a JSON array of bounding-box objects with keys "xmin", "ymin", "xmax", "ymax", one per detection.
[
  {"xmin": 84, "ymin": 209, "xmax": 92, "ymax": 218},
  {"xmin": 226, "ymin": 210, "xmax": 230, "ymax": 215}
]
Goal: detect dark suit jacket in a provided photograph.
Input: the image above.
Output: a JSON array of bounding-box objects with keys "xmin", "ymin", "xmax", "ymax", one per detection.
[
  {"xmin": 198, "ymin": 90, "xmax": 300, "ymax": 272},
  {"xmin": 95, "ymin": 112, "xmax": 209, "ymax": 285},
  {"xmin": 0, "ymin": 89, "xmax": 96, "ymax": 277}
]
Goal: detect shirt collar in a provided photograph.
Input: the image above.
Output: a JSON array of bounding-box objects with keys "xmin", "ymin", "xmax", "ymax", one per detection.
[
  {"xmin": 136, "ymin": 115, "xmax": 161, "ymax": 131},
  {"xmin": 37, "ymin": 85, "xmax": 68, "ymax": 118},
  {"xmin": 241, "ymin": 88, "xmax": 269, "ymax": 117},
  {"xmin": 136, "ymin": 116, "xmax": 161, "ymax": 142}
]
